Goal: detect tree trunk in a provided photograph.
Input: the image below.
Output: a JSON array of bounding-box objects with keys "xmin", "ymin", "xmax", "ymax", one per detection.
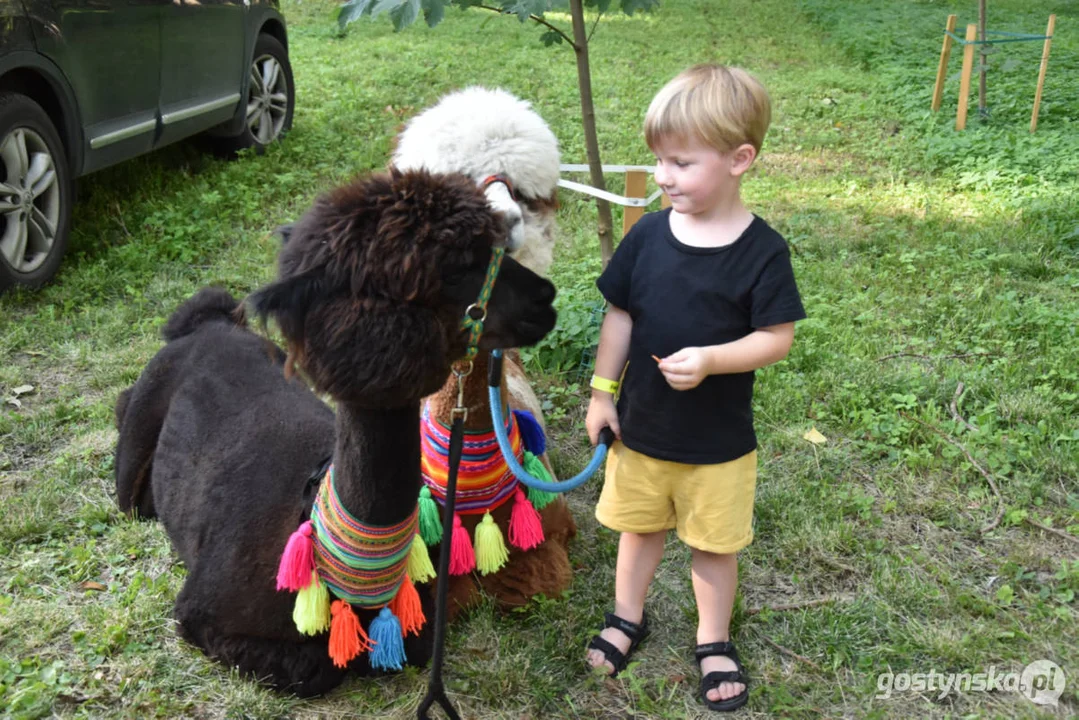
[
  {"xmin": 569, "ymin": 0, "xmax": 615, "ymax": 266},
  {"xmin": 978, "ymin": 0, "xmax": 987, "ymax": 115}
]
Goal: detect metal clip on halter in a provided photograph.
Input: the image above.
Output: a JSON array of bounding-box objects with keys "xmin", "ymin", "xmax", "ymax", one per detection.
[
  {"xmin": 450, "ymin": 360, "xmax": 473, "ymax": 423},
  {"xmin": 487, "ymin": 349, "xmax": 614, "ymax": 492}
]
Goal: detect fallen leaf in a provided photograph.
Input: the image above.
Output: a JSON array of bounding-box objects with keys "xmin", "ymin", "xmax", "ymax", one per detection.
[
  {"xmin": 79, "ymin": 581, "xmax": 107, "ymax": 592},
  {"xmin": 12, "ymin": 385, "xmax": 34, "ymax": 396},
  {"xmin": 803, "ymin": 427, "xmax": 827, "ymax": 445},
  {"xmin": 4, "ymin": 397, "xmax": 21, "ymax": 409}
]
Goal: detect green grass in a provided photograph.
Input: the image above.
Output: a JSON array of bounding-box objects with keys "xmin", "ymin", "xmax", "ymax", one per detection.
[{"xmin": 2, "ymin": 0, "xmax": 1077, "ymax": 717}]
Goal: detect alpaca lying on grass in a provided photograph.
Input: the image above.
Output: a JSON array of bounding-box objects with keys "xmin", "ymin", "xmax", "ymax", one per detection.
[
  {"xmin": 112, "ymin": 168, "xmax": 557, "ymax": 696},
  {"xmin": 393, "ymin": 87, "xmax": 577, "ymax": 617}
]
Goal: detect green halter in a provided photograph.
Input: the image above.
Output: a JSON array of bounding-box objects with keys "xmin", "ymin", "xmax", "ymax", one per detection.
[{"xmin": 459, "ymin": 247, "xmax": 505, "ymax": 362}]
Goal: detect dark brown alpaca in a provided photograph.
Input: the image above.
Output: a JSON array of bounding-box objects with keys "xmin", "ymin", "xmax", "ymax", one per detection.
[{"xmin": 112, "ymin": 169, "xmax": 557, "ymax": 696}]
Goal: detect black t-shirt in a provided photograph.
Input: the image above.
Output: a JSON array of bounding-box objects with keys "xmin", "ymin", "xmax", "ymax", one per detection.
[{"xmin": 596, "ymin": 209, "xmax": 806, "ymax": 464}]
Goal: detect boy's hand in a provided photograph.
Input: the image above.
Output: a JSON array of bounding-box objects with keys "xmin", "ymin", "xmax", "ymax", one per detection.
[
  {"xmin": 657, "ymin": 347, "xmax": 709, "ymax": 390},
  {"xmin": 586, "ymin": 395, "xmax": 621, "ymax": 446}
]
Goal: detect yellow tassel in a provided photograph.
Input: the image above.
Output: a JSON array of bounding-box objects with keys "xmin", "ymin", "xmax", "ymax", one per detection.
[
  {"xmin": 407, "ymin": 533, "xmax": 437, "ymax": 583},
  {"xmin": 293, "ymin": 570, "xmax": 330, "ymax": 635},
  {"xmin": 474, "ymin": 511, "xmax": 509, "ymax": 576}
]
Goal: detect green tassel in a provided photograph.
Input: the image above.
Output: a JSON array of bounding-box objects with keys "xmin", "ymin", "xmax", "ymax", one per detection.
[
  {"xmin": 418, "ymin": 486, "xmax": 443, "ymax": 545},
  {"xmin": 474, "ymin": 512, "xmax": 509, "ymax": 576},
  {"xmin": 523, "ymin": 452, "xmax": 558, "ymax": 510},
  {"xmin": 407, "ymin": 533, "xmax": 437, "ymax": 583},
  {"xmin": 293, "ymin": 570, "xmax": 330, "ymax": 635}
]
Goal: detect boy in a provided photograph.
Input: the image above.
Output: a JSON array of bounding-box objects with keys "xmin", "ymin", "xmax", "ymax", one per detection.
[{"xmin": 584, "ymin": 64, "xmax": 805, "ymax": 712}]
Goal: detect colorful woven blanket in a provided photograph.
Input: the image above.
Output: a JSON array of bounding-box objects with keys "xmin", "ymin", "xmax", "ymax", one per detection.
[
  {"xmin": 275, "ymin": 466, "xmax": 431, "ymax": 671},
  {"xmin": 418, "ymin": 405, "xmax": 557, "ymax": 576}
]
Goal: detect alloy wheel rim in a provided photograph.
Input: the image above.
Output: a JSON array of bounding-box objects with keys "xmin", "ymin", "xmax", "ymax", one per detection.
[
  {"xmin": 246, "ymin": 54, "xmax": 289, "ymax": 145},
  {"xmin": 0, "ymin": 127, "xmax": 60, "ymax": 274}
]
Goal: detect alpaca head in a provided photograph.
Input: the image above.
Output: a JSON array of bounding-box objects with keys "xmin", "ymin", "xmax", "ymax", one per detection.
[
  {"xmin": 247, "ymin": 168, "xmax": 557, "ymax": 407},
  {"xmin": 392, "ymin": 87, "xmax": 560, "ymax": 276}
]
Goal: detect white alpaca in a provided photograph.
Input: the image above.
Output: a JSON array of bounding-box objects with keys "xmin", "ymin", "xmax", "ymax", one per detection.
[
  {"xmin": 393, "ymin": 86, "xmax": 560, "ymax": 276},
  {"xmin": 394, "ymin": 87, "xmax": 575, "ymax": 617}
]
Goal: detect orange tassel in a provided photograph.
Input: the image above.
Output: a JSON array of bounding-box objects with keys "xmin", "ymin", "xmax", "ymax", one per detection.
[
  {"xmin": 328, "ymin": 599, "xmax": 372, "ymax": 668},
  {"xmin": 389, "ymin": 574, "xmax": 426, "ymax": 637}
]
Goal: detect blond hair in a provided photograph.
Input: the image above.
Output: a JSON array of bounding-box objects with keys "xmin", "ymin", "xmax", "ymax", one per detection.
[{"xmin": 644, "ymin": 64, "xmax": 771, "ymax": 153}]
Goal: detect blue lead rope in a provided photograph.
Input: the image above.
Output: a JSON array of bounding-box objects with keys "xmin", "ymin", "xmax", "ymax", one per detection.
[{"xmin": 488, "ymin": 349, "xmax": 614, "ymax": 492}]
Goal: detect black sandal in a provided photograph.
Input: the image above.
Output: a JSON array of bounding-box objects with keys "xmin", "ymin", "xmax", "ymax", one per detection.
[
  {"xmin": 586, "ymin": 611, "xmax": 649, "ymax": 677},
  {"xmin": 696, "ymin": 641, "xmax": 749, "ymax": 712}
]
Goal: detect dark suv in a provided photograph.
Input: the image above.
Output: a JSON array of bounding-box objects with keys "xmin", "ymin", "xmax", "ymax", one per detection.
[{"xmin": 0, "ymin": 0, "xmax": 295, "ymax": 291}]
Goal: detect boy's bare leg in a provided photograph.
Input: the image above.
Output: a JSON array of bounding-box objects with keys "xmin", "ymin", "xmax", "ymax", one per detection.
[
  {"xmin": 586, "ymin": 530, "xmax": 666, "ymax": 674},
  {"xmin": 692, "ymin": 548, "xmax": 745, "ymax": 702}
]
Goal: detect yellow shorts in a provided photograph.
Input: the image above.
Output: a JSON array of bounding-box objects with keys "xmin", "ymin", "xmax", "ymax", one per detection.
[{"xmin": 595, "ymin": 442, "xmax": 757, "ymax": 554}]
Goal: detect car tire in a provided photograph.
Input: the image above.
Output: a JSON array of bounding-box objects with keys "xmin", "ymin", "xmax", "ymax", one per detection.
[
  {"xmin": 213, "ymin": 34, "xmax": 294, "ymax": 155},
  {"xmin": 0, "ymin": 92, "xmax": 72, "ymax": 292}
]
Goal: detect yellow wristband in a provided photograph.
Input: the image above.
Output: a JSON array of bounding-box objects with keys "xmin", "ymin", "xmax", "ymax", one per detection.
[{"xmin": 590, "ymin": 375, "xmax": 619, "ymax": 394}]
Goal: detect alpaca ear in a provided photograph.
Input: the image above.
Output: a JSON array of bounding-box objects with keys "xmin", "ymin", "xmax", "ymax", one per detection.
[
  {"xmin": 274, "ymin": 223, "xmax": 295, "ymax": 245},
  {"xmin": 245, "ymin": 268, "xmax": 325, "ymax": 352}
]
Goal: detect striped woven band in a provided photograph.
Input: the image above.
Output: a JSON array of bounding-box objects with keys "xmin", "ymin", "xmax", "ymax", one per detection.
[
  {"xmin": 311, "ymin": 466, "xmax": 417, "ymax": 606},
  {"xmin": 420, "ymin": 403, "xmax": 522, "ymax": 514}
]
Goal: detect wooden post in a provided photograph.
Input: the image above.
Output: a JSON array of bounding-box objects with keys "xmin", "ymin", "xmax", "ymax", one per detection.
[
  {"xmin": 622, "ymin": 170, "xmax": 647, "ymax": 235},
  {"xmin": 956, "ymin": 24, "xmax": 977, "ymax": 130},
  {"xmin": 1030, "ymin": 15, "xmax": 1056, "ymax": 133},
  {"xmin": 932, "ymin": 14, "xmax": 958, "ymax": 112}
]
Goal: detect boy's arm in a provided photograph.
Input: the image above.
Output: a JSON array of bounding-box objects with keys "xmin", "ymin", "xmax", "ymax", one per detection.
[
  {"xmin": 703, "ymin": 322, "xmax": 795, "ymax": 374},
  {"xmin": 659, "ymin": 323, "xmax": 795, "ymax": 391},
  {"xmin": 592, "ymin": 305, "xmax": 633, "ymax": 396},
  {"xmin": 585, "ymin": 305, "xmax": 632, "ymax": 443}
]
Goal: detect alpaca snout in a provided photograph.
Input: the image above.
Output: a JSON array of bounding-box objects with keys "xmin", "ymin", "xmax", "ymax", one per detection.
[
  {"xmin": 535, "ymin": 277, "xmax": 556, "ymax": 306},
  {"xmin": 504, "ymin": 212, "xmax": 525, "ymax": 251}
]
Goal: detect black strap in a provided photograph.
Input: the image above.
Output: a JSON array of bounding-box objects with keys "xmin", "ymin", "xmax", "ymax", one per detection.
[
  {"xmin": 417, "ymin": 415, "xmax": 464, "ymax": 720},
  {"xmin": 695, "ymin": 641, "xmax": 737, "ymax": 661},
  {"xmin": 299, "ymin": 455, "xmax": 333, "ymax": 523},
  {"xmin": 586, "ymin": 636, "xmax": 626, "ymax": 671},
  {"xmin": 604, "ymin": 612, "xmax": 647, "ymax": 640}
]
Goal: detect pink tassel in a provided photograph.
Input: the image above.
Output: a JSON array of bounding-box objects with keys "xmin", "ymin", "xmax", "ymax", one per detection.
[
  {"xmin": 276, "ymin": 520, "xmax": 315, "ymax": 591},
  {"xmin": 509, "ymin": 488, "xmax": 545, "ymax": 551},
  {"xmin": 449, "ymin": 514, "xmax": 475, "ymax": 575}
]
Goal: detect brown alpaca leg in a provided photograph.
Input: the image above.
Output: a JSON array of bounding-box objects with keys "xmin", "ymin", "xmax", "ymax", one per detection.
[
  {"xmin": 174, "ymin": 606, "xmax": 347, "ymax": 697},
  {"xmin": 475, "ymin": 534, "xmax": 574, "ymax": 608},
  {"xmin": 475, "ymin": 497, "xmax": 577, "ymax": 607},
  {"xmin": 444, "ymin": 567, "xmax": 484, "ymax": 621},
  {"xmin": 538, "ymin": 495, "xmax": 578, "ymax": 547}
]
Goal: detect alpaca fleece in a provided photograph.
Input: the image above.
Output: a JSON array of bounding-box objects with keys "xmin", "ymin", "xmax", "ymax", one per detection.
[
  {"xmin": 393, "ymin": 86, "xmax": 560, "ymax": 276},
  {"xmin": 113, "ymin": 169, "xmax": 557, "ymax": 696}
]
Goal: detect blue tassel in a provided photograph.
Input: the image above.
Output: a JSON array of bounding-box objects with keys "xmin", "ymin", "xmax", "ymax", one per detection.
[
  {"xmin": 367, "ymin": 607, "xmax": 406, "ymax": 671},
  {"xmin": 513, "ymin": 409, "xmax": 546, "ymax": 456}
]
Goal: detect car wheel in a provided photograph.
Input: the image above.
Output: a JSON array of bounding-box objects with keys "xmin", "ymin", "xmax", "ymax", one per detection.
[
  {"xmin": 214, "ymin": 34, "xmax": 294, "ymax": 154},
  {"xmin": 0, "ymin": 93, "xmax": 72, "ymax": 292}
]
